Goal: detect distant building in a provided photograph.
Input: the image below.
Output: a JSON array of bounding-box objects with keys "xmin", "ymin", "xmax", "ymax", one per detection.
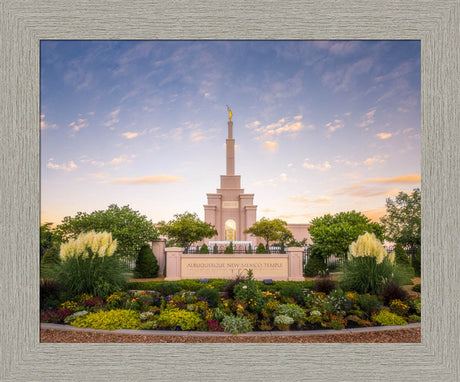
[{"xmin": 203, "ymin": 110, "xmax": 311, "ymax": 246}]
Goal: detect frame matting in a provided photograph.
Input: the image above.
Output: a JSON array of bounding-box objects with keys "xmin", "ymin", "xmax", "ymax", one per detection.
[{"xmin": 1, "ymin": 1, "xmax": 459, "ymax": 381}]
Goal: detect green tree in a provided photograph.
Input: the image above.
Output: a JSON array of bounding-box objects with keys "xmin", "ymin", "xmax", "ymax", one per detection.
[
  {"xmin": 40, "ymin": 222, "xmax": 57, "ymax": 260},
  {"xmin": 199, "ymin": 244, "xmax": 210, "ymax": 254},
  {"xmin": 304, "ymin": 246, "xmax": 327, "ymax": 277},
  {"xmin": 413, "ymin": 246, "xmax": 421, "ymax": 277},
  {"xmin": 394, "ymin": 243, "xmax": 411, "ymax": 267},
  {"xmin": 134, "ymin": 244, "xmax": 159, "ymax": 278},
  {"xmin": 224, "ymin": 242, "xmax": 234, "ymax": 254},
  {"xmin": 255, "ymin": 243, "xmax": 268, "ymax": 254},
  {"xmin": 244, "ymin": 218, "xmax": 293, "ymax": 249},
  {"xmin": 308, "ymin": 211, "xmax": 385, "ymax": 259},
  {"xmin": 40, "ymin": 247, "xmax": 61, "ymax": 279},
  {"xmin": 54, "ymin": 204, "xmax": 158, "ymax": 260},
  {"xmin": 156, "ymin": 212, "xmax": 217, "ymax": 251},
  {"xmin": 381, "ymin": 188, "xmax": 421, "ymax": 249}
]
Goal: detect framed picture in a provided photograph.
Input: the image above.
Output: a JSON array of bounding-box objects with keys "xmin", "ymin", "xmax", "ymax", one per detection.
[{"xmin": 1, "ymin": 1, "xmax": 459, "ymax": 380}]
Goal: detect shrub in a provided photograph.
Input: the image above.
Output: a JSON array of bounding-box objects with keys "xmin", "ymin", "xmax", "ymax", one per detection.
[
  {"xmin": 134, "ymin": 244, "xmax": 159, "ymax": 278},
  {"xmin": 408, "ymin": 314, "xmax": 421, "ymax": 322},
  {"xmin": 246, "ymin": 243, "xmax": 253, "ymax": 254},
  {"xmin": 341, "ymin": 256, "xmax": 395, "ymax": 295},
  {"xmin": 407, "ymin": 297, "xmax": 421, "ymax": 315},
  {"xmin": 197, "ymin": 319, "xmax": 223, "ymax": 332},
  {"xmin": 356, "ymin": 294, "xmax": 382, "ymax": 316},
  {"xmin": 40, "ymin": 247, "xmax": 61, "ymax": 278},
  {"xmin": 56, "ymin": 231, "xmax": 126, "ymax": 298},
  {"xmin": 412, "ymin": 283, "xmax": 421, "ymax": 293},
  {"xmin": 389, "ymin": 299, "xmax": 410, "ymax": 316},
  {"xmin": 255, "ymin": 243, "xmax": 267, "ymax": 254},
  {"xmin": 394, "ymin": 244, "xmax": 411, "ymax": 267},
  {"xmin": 224, "ymin": 274, "xmax": 246, "ymax": 299},
  {"xmin": 40, "ymin": 278, "xmax": 66, "ymax": 309},
  {"xmin": 40, "ymin": 308, "xmax": 74, "ymax": 323},
  {"xmin": 196, "ymin": 287, "xmax": 220, "ymax": 307},
  {"xmin": 64, "ymin": 310, "xmax": 89, "ymax": 324},
  {"xmin": 224, "ymin": 242, "xmax": 234, "ymax": 254},
  {"xmin": 274, "ymin": 314, "xmax": 294, "ymax": 329},
  {"xmin": 106, "ymin": 291, "xmax": 129, "ymax": 310},
  {"xmin": 213, "ymin": 244, "xmax": 218, "ymax": 254},
  {"xmin": 313, "ymin": 278, "xmax": 337, "ymax": 295},
  {"xmin": 71, "ymin": 309, "xmax": 140, "ymax": 330},
  {"xmin": 199, "ymin": 244, "xmax": 209, "ymax": 254},
  {"xmin": 348, "ymin": 232, "xmax": 390, "ymax": 264},
  {"xmin": 413, "ymin": 247, "xmax": 421, "ymax": 277},
  {"xmin": 233, "ymin": 270, "xmax": 264, "ymax": 312},
  {"xmin": 329, "ymin": 315, "xmax": 346, "ymax": 330},
  {"xmin": 371, "ymin": 310, "xmax": 407, "ymax": 326},
  {"xmin": 275, "ymin": 303, "xmax": 306, "ymax": 326},
  {"xmin": 304, "ymin": 248, "xmax": 327, "ymax": 277},
  {"xmin": 208, "ymin": 279, "xmax": 229, "ymax": 291},
  {"xmin": 177, "ymin": 279, "xmax": 203, "ymax": 292},
  {"xmin": 278, "ymin": 283, "xmax": 304, "ymax": 302},
  {"xmin": 323, "ymin": 289, "xmax": 352, "ymax": 315},
  {"xmin": 156, "ymin": 309, "xmax": 202, "ymax": 330},
  {"xmin": 154, "ymin": 282, "xmax": 181, "ymax": 296},
  {"xmin": 382, "ymin": 282, "xmax": 408, "ymax": 306},
  {"xmin": 221, "ymin": 315, "xmax": 253, "ymax": 335}
]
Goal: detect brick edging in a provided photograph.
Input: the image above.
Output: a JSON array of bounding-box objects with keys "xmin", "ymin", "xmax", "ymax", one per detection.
[{"xmin": 41, "ymin": 322, "xmax": 421, "ymax": 337}]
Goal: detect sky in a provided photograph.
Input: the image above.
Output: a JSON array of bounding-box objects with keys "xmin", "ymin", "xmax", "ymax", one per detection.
[{"xmin": 40, "ymin": 40, "xmax": 421, "ymax": 226}]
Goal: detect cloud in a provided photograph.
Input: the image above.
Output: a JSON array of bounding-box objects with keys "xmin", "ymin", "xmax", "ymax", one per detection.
[
  {"xmin": 88, "ymin": 172, "xmax": 109, "ymax": 179},
  {"xmin": 101, "ymin": 174, "xmax": 185, "ymax": 184},
  {"xmin": 47, "ymin": 159, "xmax": 77, "ymax": 172},
  {"xmin": 247, "ymin": 116, "xmax": 313, "ymax": 141},
  {"xmin": 332, "ymin": 185, "xmax": 400, "ymax": 198},
  {"xmin": 264, "ymin": 141, "xmax": 278, "ymax": 152},
  {"xmin": 359, "ymin": 108, "xmax": 376, "ymax": 128},
  {"xmin": 104, "ymin": 108, "xmax": 120, "ymax": 128},
  {"xmin": 325, "ymin": 119, "xmax": 344, "ymax": 137},
  {"xmin": 122, "ymin": 132, "xmax": 139, "ymax": 139},
  {"xmin": 343, "ymin": 172, "xmax": 362, "ymax": 179},
  {"xmin": 40, "ymin": 114, "xmax": 58, "ymax": 131},
  {"xmin": 110, "ymin": 154, "xmax": 135, "ymax": 165},
  {"xmin": 363, "ymin": 155, "xmax": 387, "ymax": 166},
  {"xmin": 376, "ymin": 132, "xmax": 392, "ymax": 140},
  {"xmin": 79, "ymin": 157, "xmax": 105, "ymax": 167},
  {"xmin": 357, "ymin": 174, "xmax": 421, "ymax": 185},
  {"xmin": 322, "ymin": 56, "xmax": 374, "ymax": 92},
  {"xmin": 69, "ymin": 118, "xmax": 88, "ymax": 132},
  {"xmin": 289, "ymin": 195, "xmax": 332, "ymax": 204},
  {"xmin": 302, "ymin": 158, "xmax": 331, "ymax": 171},
  {"xmin": 314, "ymin": 41, "xmax": 360, "ymax": 55},
  {"xmin": 362, "ymin": 207, "xmax": 388, "ymax": 222}
]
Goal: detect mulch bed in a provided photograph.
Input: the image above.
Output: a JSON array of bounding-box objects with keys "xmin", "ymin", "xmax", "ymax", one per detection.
[{"xmin": 41, "ymin": 327, "xmax": 420, "ymax": 343}]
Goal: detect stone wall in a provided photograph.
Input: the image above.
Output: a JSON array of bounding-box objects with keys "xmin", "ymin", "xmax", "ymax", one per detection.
[{"xmin": 165, "ymin": 247, "xmax": 304, "ymax": 281}]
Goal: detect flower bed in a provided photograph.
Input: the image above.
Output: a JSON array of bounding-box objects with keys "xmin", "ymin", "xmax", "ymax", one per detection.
[{"xmin": 40, "ymin": 271, "xmax": 421, "ymax": 335}]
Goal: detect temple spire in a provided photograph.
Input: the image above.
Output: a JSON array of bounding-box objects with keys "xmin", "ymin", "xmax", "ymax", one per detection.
[{"xmin": 226, "ymin": 106, "xmax": 235, "ymax": 175}]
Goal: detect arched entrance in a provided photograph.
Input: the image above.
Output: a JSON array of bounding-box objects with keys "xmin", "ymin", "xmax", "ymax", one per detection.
[{"xmin": 225, "ymin": 219, "xmax": 236, "ymax": 241}]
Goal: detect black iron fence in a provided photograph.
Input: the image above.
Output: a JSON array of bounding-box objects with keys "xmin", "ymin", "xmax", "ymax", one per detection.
[
  {"xmin": 303, "ymin": 245, "xmax": 418, "ymax": 271},
  {"xmin": 184, "ymin": 246, "xmax": 286, "ymax": 255}
]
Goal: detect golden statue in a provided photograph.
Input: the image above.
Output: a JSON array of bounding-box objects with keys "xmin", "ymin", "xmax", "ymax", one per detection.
[{"xmin": 226, "ymin": 105, "xmax": 232, "ymax": 121}]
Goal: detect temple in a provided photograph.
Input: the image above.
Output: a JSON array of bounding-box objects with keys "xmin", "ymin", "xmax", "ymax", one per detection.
[
  {"xmin": 203, "ymin": 109, "xmax": 312, "ymax": 246},
  {"xmin": 204, "ymin": 109, "xmax": 257, "ymax": 242}
]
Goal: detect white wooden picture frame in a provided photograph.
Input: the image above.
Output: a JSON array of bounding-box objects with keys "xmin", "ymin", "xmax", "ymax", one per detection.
[{"xmin": 1, "ymin": 1, "xmax": 459, "ymax": 380}]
